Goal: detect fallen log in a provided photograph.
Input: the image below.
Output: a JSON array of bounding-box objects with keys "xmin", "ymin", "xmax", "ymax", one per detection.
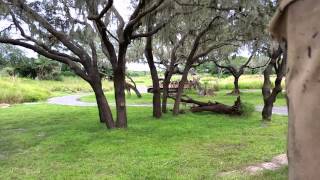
[
  {"xmin": 169, "ymin": 95, "xmax": 243, "ymax": 115},
  {"xmin": 125, "ymin": 82, "xmax": 142, "ymax": 98},
  {"xmin": 125, "ymin": 75, "xmax": 142, "ymax": 98}
]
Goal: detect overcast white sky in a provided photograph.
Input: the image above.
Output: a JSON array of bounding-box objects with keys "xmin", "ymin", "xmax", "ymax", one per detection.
[
  {"xmin": 114, "ymin": 0, "xmax": 131, "ymax": 21},
  {"xmin": 2, "ymin": 0, "xmax": 250, "ymax": 71}
]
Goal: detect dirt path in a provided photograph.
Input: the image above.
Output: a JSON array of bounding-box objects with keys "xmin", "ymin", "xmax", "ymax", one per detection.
[
  {"xmin": 219, "ymin": 154, "xmax": 288, "ymax": 176},
  {"xmin": 48, "ymin": 94, "xmax": 95, "ymax": 106},
  {"xmin": 255, "ymin": 105, "xmax": 288, "ymax": 116},
  {"xmin": 47, "ymin": 94, "xmax": 153, "ymax": 107},
  {"xmin": 47, "ymin": 94, "xmax": 289, "ymax": 116}
]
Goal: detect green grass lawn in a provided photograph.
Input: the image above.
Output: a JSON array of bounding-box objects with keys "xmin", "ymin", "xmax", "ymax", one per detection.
[
  {"xmin": 0, "ymin": 104, "xmax": 288, "ymax": 179},
  {"xmin": 81, "ymin": 90, "xmax": 287, "ymax": 106},
  {"xmin": 0, "ymin": 75, "xmax": 288, "ymax": 179}
]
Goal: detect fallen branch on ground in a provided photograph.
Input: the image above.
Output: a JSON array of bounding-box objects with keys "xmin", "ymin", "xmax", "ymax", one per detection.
[{"xmin": 169, "ymin": 95, "xmax": 243, "ymax": 115}]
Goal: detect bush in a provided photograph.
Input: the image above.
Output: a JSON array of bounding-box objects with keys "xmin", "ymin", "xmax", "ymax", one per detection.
[{"xmin": 240, "ymin": 102, "xmax": 255, "ymax": 117}]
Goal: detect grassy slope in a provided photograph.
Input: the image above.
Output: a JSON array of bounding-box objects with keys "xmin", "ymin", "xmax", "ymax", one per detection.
[
  {"xmin": 81, "ymin": 90, "xmax": 287, "ymax": 106},
  {"xmin": 0, "ymin": 104, "xmax": 287, "ymax": 179}
]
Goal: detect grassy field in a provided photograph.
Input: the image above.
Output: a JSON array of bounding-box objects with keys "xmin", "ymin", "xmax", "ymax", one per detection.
[
  {"xmin": 0, "ymin": 75, "xmax": 288, "ymax": 179},
  {"xmin": 0, "ymin": 77, "xmax": 113, "ymax": 104},
  {"xmin": 0, "ymin": 104, "xmax": 287, "ymax": 179}
]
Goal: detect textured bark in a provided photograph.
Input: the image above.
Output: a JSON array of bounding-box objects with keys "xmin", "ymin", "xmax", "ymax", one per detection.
[
  {"xmin": 172, "ymin": 66, "xmax": 191, "ymax": 115},
  {"xmin": 261, "ymin": 45, "xmax": 285, "ymax": 121},
  {"xmin": 113, "ymin": 77, "xmax": 127, "ymax": 128},
  {"xmin": 170, "ymin": 95, "xmax": 242, "ymax": 115},
  {"xmin": 162, "ymin": 70, "xmax": 173, "ymax": 113},
  {"xmin": 229, "ymin": 75, "xmax": 240, "ymax": 95},
  {"xmin": 91, "ymin": 80, "xmax": 115, "ymax": 129},
  {"xmin": 114, "ymin": 45, "xmax": 128, "ymax": 128},
  {"xmin": 145, "ymin": 18, "xmax": 161, "ymax": 118},
  {"xmin": 191, "ymin": 97, "xmax": 242, "ymax": 115},
  {"xmin": 262, "ymin": 61, "xmax": 273, "ymax": 121}
]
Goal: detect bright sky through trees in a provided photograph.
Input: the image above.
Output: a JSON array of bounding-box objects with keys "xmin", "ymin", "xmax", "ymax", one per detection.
[{"xmin": 0, "ymin": 0, "xmax": 249, "ymax": 71}]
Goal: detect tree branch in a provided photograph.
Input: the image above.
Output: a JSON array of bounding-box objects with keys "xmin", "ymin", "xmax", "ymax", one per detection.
[
  {"xmin": 131, "ymin": 21, "xmax": 167, "ymax": 39},
  {"xmin": 173, "ymin": 0, "xmax": 238, "ymax": 11},
  {"xmin": 245, "ymin": 59, "xmax": 271, "ymax": 70},
  {"xmin": 240, "ymin": 49, "xmax": 257, "ymax": 70},
  {"xmin": 88, "ymin": 0, "xmax": 113, "ymax": 20},
  {"xmin": 0, "ymin": 37, "xmax": 90, "ymax": 81},
  {"xmin": 111, "ymin": 6, "xmax": 125, "ymax": 37},
  {"xmin": 13, "ymin": 0, "xmax": 90, "ymax": 61},
  {"xmin": 125, "ymin": 0, "xmax": 164, "ymax": 33},
  {"xmin": 192, "ymin": 42, "xmax": 230, "ymax": 60}
]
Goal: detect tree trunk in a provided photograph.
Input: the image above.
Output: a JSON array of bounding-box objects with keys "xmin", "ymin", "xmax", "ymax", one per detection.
[
  {"xmin": 113, "ymin": 67, "xmax": 127, "ymax": 128},
  {"xmin": 162, "ymin": 70, "xmax": 173, "ymax": 113},
  {"xmin": 262, "ymin": 45, "xmax": 286, "ymax": 121},
  {"xmin": 190, "ymin": 97, "xmax": 242, "ymax": 115},
  {"xmin": 145, "ymin": 44, "xmax": 162, "ymax": 118},
  {"xmin": 172, "ymin": 66, "xmax": 190, "ymax": 115},
  {"xmin": 145, "ymin": 24, "xmax": 161, "ymax": 118},
  {"xmin": 262, "ymin": 98, "xmax": 274, "ymax": 121},
  {"xmin": 169, "ymin": 95, "xmax": 242, "ymax": 115},
  {"xmin": 230, "ymin": 75, "xmax": 240, "ymax": 95},
  {"xmin": 112, "ymin": 40, "xmax": 129, "ymax": 128},
  {"xmin": 90, "ymin": 79, "xmax": 115, "ymax": 129},
  {"xmin": 262, "ymin": 68, "xmax": 285, "ymax": 121},
  {"xmin": 262, "ymin": 60, "xmax": 273, "ymax": 121}
]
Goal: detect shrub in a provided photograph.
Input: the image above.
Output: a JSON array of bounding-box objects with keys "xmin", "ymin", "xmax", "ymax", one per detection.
[{"xmin": 240, "ymin": 102, "xmax": 255, "ymax": 117}]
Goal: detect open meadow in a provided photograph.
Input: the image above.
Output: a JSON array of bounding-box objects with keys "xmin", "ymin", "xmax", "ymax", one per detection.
[{"xmin": 0, "ymin": 75, "xmax": 288, "ymax": 179}]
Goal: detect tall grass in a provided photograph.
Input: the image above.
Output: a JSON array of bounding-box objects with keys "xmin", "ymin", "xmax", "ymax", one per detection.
[
  {"xmin": 0, "ymin": 77, "xmax": 113, "ymax": 104},
  {"xmin": 201, "ymin": 75, "xmax": 285, "ymax": 90},
  {"xmin": 0, "ymin": 78, "xmax": 50, "ymax": 104},
  {"xmin": 133, "ymin": 74, "xmax": 285, "ymax": 90},
  {"xmin": 32, "ymin": 76, "xmax": 113, "ymax": 93}
]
